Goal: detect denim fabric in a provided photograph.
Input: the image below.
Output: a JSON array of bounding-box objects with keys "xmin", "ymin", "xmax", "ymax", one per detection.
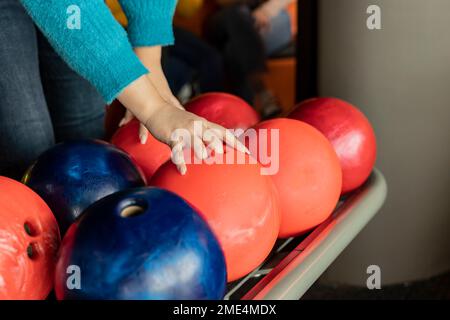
[
  {"xmin": 0, "ymin": 0, "xmax": 105, "ymax": 179},
  {"xmin": 19, "ymin": 0, "xmax": 149, "ymax": 103}
]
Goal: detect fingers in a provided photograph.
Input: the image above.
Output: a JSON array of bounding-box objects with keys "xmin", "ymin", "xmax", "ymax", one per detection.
[
  {"xmin": 119, "ymin": 110, "xmax": 134, "ymax": 127},
  {"xmin": 139, "ymin": 107, "xmax": 249, "ymax": 176},
  {"xmin": 168, "ymin": 120, "xmax": 217, "ymax": 175},
  {"xmin": 139, "ymin": 123, "xmax": 149, "ymax": 144},
  {"xmin": 225, "ymin": 129, "xmax": 250, "ymax": 155},
  {"xmin": 203, "ymin": 127, "xmax": 224, "ymax": 155},
  {"xmin": 119, "ymin": 110, "xmax": 147, "ymax": 144},
  {"xmin": 171, "ymin": 142, "xmax": 187, "ymax": 175},
  {"xmin": 193, "ymin": 135, "xmax": 208, "ymax": 160},
  {"xmin": 207, "ymin": 122, "xmax": 250, "ymax": 155}
]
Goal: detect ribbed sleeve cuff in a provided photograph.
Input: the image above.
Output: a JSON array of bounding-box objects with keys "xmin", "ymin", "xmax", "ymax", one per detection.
[
  {"xmin": 118, "ymin": 0, "xmax": 177, "ymax": 47},
  {"xmin": 127, "ymin": 18, "xmax": 175, "ymax": 47},
  {"xmin": 98, "ymin": 43, "xmax": 149, "ymax": 103}
]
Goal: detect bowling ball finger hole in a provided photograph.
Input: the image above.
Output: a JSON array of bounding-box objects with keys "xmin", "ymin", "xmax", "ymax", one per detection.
[
  {"xmin": 120, "ymin": 204, "xmax": 147, "ymax": 218},
  {"xmin": 26, "ymin": 243, "xmax": 40, "ymax": 260},
  {"xmin": 24, "ymin": 221, "xmax": 39, "ymax": 237}
]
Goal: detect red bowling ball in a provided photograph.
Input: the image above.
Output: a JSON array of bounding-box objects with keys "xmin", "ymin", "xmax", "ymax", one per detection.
[
  {"xmin": 185, "ymin": 92, "xmax": 260, "ymax": 130},
  {"xmin": 0, "ymin": 177, "xmax": 60, "ymax": 300},
  {"xmin": 289, "ymin": 97, "xmax": 377, "ymax": 194},
  {"xmin": 248, "ymin": 119, "xmax": 342, "ymax": 238},
  {"xmin": 111, "ymin": 119, "xmax": 171, "ymax": 181},
  {"xmin": 150, "ymin": 148, "xmax": 280, "ymax": 282}
]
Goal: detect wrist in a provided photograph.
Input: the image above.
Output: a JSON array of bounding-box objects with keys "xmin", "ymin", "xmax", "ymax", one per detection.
[
  {"xmin": 143, "ymin": 101, "xmax": 170, "ymax": 128},
  {"xmin": 135, "ymin": 47, "xmax": 162, "ymax": 68},
  {"xmin": 118, "ymin": 75, "xmax": 166, "ymax": 120},
  {"xmin": 148, "ymin": 75, "xmax": 173, "ymax": 99}
]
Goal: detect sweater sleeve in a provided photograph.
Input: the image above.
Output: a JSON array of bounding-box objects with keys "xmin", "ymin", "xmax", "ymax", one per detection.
[
  {"xmin": 118, "ymin": 0, "xmax": 178, "ymax": 47},
  {"xmin": 19, "ymin": 0, "xmax": 149, "ymax": 103}
]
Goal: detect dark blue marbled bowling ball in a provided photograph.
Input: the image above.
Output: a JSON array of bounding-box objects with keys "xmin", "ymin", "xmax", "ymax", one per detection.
[
  {"xmin": 23, "ymin": 140, "xmax": 145, "ymax": 233},
  {"xmin": 54, "ymin": 187, "xmax": 227, "ymax": 300}
]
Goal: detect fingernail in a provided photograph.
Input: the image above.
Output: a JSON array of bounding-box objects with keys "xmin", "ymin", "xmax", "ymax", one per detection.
[
  {"xmin": 239, "ymin": 143, "xmax": 250, "ymax": 154},
  {"xmin": 181, "ymin": 167, "xmax": 187, "ymax": 175},
  {"xmin": 140, "ymin": 134, "xmax": 148, "ymax": 144}
]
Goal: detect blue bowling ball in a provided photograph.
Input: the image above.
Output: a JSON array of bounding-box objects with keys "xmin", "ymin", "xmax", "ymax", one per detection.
[
  {"xmin": 54, "ymin": 187, "xmax": 227, "ymax": 300},
  {"xmin": 23, "ymin": 140, "xmax": 145, "ymax": 233}
]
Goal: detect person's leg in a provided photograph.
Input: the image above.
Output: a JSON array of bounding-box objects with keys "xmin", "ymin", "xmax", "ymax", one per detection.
[
  {"xmin": 205, "ymin": 5, "xmax": 282, "ymax": 118},
  {"xmin": 0, "ymin": 0, "xmax": 55, "ymax": 179},
  {"xmin": 169, "ymin": 28, "xmax": 224, "ymax": 93},
  {"xmin": 37, "ymin": 31, "xmax": 105, "ymax": 142}
]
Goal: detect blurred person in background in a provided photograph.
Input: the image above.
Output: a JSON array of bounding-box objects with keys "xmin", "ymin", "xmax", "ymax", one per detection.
[
  {"xmin": 206, "ymin": 0, "xmax": 296, "ymax": 118},
  {"xmin": 163, "ymin": 27, "xmax": 225, "ymax": 103}
]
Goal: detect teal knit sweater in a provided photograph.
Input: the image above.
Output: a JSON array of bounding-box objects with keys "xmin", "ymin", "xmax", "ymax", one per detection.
[{"xmin": 19, "ymin": 0, "xmax": 178, "ymax": 103}]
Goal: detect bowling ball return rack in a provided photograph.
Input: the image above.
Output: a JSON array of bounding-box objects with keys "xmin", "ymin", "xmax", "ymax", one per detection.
[{"xmin": 225, "ymin": 168, "xmax": 387, "ymax": 300}]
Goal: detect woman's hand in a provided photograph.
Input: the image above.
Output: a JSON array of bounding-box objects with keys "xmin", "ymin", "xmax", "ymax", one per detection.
[
  {"xmin": 117, "ymin": 75, "xmax": 248, "ymax": 175},
  {"xmin": 145, "ymin": 103, "xmax": 249, "ymax": 175}
]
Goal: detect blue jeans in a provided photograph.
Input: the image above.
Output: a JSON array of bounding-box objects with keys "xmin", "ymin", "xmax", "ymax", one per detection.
[{"xmin": 0, "ymin": 0, "xmax": 105, "ymax": 179}]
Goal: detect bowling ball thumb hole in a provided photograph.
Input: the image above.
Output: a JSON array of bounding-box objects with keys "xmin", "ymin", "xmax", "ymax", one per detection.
[{"xmin": 119, "ymin": 199, "xmax": 148, "ymax": 218}]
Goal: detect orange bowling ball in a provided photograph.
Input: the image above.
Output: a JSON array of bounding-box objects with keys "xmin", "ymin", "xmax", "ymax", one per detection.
[
  {"xmin": 0, "ymin": 177, "xmax": 60, "ymax": 300},
  {"xmin": 111, "ymin": 119, "xmax": 171, "ymax": 182},
  {"xmin": 289, "ymin": 97, "xmax": 377, "ymax": 194},
  {"xmin": 150, "ymin": 148, "xmax": 280, "ymax": 282},
  {"xmin": 248, "ymin": 119, "xmax": 342, "ymax": 238}
]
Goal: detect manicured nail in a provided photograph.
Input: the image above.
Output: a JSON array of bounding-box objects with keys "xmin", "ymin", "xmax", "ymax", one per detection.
[
  {"xmin": 140, "ymin": 134, "xmax": 148, "ymax": 145},
  {"xmin": 238, "ymin": 143, "xmax": 250, "ymax": 154}
]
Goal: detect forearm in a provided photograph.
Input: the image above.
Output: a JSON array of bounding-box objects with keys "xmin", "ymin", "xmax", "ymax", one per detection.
[
  {"xmin": 19, "ymin": 0, "xmax": 148, "ymax": 103},
  {"xmin": 134, "ymin": 47, "xmax": 175, "ymax": 102},
  {"xmin": 117, "ymin": 75, "xmax": 167, "ymax": 124},
  {"xmin": 135, "ymin": 46, "xmax": 163, "ymax": 69}
]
